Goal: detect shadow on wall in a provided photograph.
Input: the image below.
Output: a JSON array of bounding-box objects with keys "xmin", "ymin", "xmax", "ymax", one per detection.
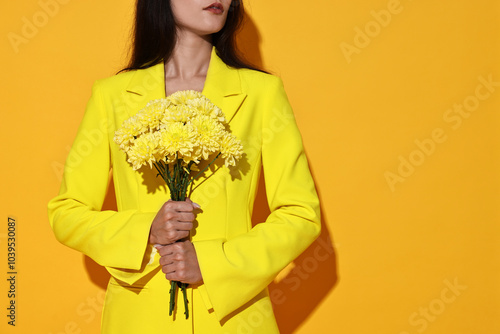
[
  {"xmin": 83, "ymin": 12, "xmax": 338, "ymax": 333},
  {"xmin": 237, "ymin": 12, "xmax": 265, "ymax": 72},
  {"xmin": 239, "ymin": 14, "xmax": 339, "ymax": 333}
]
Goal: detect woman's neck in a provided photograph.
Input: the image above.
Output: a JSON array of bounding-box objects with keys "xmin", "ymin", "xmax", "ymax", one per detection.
[{"xmin": 165, "ymin": 32, "xmax": 213, "ymax": 80}]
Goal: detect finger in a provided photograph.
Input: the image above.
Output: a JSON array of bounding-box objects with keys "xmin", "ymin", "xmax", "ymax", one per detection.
[
  {"xmin": 164, "ymin": 200, "xmax": 195, "ymax": 212},
  {"xmin": 177, "ymin": 230, "xmax": 191, "ymax": 241},
  {"xmin": 172, "ymin": 213, "xmax": 195, "ymax": 223},
  {"xmin": 163, "ymin": 217, "xmax": 193, "ymax": 228},
  {"xmin": 161, "ymin": 262, "xmax": 177, "ymax": 275},
  {"xmin": 165, "ymin": 265, "xmax": 187, "ymax": 281},
  {"xmin": 163, "ymin": 212, "xmax": 194, "ymax": 223},
  {"xmin": 159, "ymin": 255, "xmax": 174, "ymax": 266},
  {"xmin": 156, "ymin": 231, "xmax": 189, "ymax": 245},
  {"xmin": 165, "ymin": 223, "xmax": 193, "ymax": 235},
  {"xmin": 186, "ymin": 198, "xmax": 201, "ymax": 209},
  {"xmin": 168, "ymin": 229, "xmax": 190, "ymax": 241},
  {"xmin": 158, "ymin": 241, "xmax": 187, "ymax": 255},
  {"xmin": 163, "ymin": 257, "xmax": 186, "ymax": 271},
  {"xmin": 165, "ymin": 272, "xmax": 177, "ymax": 281},
  {"xmin": 158, "ymin": 244, "xmax": 175, "ymax": 257}
]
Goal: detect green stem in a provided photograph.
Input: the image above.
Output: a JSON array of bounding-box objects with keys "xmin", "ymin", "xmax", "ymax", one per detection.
[
  {"xmin": 174, "ymin": 158, "xmax": 181, "ymax": 200},
  {"xmin": 181, "ymin": 283, "xmax": 189, "ymax": 319},
  {"xmin": 164, "ymin": 161, "xmax": 175, "ymax": 195},
  {"xmin": 189, "ymin": 152, "xmax": 221, "ymax": 186},
  {"xmin": 169, "ymin": 280, "xmax": 177, "ymax": 316},
  {"xmin": 180, "ymin": 163, "xmax": 192, "ymax": 200},
  {"xmin": 153, "ymin": 162, "xmax": 165, "ymax": 183}
]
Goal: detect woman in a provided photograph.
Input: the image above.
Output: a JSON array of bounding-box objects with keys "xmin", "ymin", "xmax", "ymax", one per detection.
[{"xmin": 48, "ymin": 0, "xmax": 321, "ymax": 332}]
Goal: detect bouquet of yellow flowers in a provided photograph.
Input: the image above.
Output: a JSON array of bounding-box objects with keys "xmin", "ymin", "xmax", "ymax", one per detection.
[{"xmin": 113, "ymin": 90, "xmax": 243, "ymax": 319}]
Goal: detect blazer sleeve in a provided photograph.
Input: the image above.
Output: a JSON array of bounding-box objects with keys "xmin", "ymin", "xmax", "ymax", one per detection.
[
  {"xmin": 47, "ymin": 80, "xmax": 157, "ymax": 284},
  {"xmin": 193, "ymin": 76, "xmax": 321, "ymax": 321}
]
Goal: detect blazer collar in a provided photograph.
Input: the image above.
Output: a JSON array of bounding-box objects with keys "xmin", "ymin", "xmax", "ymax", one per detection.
[{"xmin": 123, "ymin": 47, "xmax": 246, "ymax": 124}]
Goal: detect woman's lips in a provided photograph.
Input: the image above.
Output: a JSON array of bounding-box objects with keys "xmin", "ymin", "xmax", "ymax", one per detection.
[{"xmin": 203, "ymin": 3, "xmax": 224, "ymax": 14}]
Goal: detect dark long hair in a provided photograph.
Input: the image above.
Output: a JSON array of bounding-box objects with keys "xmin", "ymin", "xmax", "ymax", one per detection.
[{"xmin": 118, "ymin": 0, "xmax": 264, "ymax": 73}]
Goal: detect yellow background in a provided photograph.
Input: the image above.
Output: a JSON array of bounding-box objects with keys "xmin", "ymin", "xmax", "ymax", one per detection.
[{"xmin": 1, "ymin": 0, "xmax": 499, "ymax": 333}]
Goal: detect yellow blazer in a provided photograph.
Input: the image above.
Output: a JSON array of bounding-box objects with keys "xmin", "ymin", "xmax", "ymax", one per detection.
[{"xmin": 48, "ymin": 47, "xmax": 321, "ymax": 333}]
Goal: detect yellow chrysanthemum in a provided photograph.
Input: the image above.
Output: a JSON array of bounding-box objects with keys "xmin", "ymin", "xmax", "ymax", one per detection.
[
  {"xmin": 135, "ymin": 99, "xmax": 168, "ymax": 130},
  {"xmin": 189, "ymin": 115, "xmax": 225, "ymax": 160},
  {"xmin": 187, "ymin": 98, "xmax": 226, "ymax": 122},
  {"xmin": 219, "ymin": 132, "xmax": 243, "ymax": 167},
  {"xmin": 114, "ymin": 125, "xmax": 137, "ymax": 151},
  {"xmin": 168, "ymin": 90, "xmax": 204, "ymax": 106},
  {"xmin": 158, "ymin": 122, "xmax": 197, "ymax": 162},
  {"xmin": 161, "ymin": 104, "xmax": 193, "ymax": 124},
  {"xmin": 115, "ymin": 91, "xmax": 244, "ymax": 173},
  {"xmin": 114, "ymin": 113, "xmax": 151, "ymax": 149},
  {"xmin": 126, "ymin": 132, "xmax": 161, "ymax": 170}
]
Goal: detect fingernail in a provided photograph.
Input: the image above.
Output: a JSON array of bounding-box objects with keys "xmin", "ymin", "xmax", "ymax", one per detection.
[{"xmin": 192, "ymin": 202, "xmax": 201, "ymax": 209}]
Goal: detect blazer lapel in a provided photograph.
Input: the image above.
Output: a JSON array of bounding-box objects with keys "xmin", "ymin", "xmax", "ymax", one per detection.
[
  {"xmin": 198, "ymin": 48, "xmax": 247, "ymax": 184},
  {"xmin": 201, "ymin": 47, "xmax": 247, "ymax": 124},
  {"xmin": 121, "ymin": 62, "xmax": 165, "ymax": 120}
]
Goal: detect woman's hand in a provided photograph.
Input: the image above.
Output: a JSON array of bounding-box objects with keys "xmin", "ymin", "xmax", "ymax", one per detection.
[
  {"xmin": 149, "ymin": 198, "xmax": 200, "ymax": 245},
  {"xmin": 157, "ymin": 240, "xmax": 203, "ymax": 284}
]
